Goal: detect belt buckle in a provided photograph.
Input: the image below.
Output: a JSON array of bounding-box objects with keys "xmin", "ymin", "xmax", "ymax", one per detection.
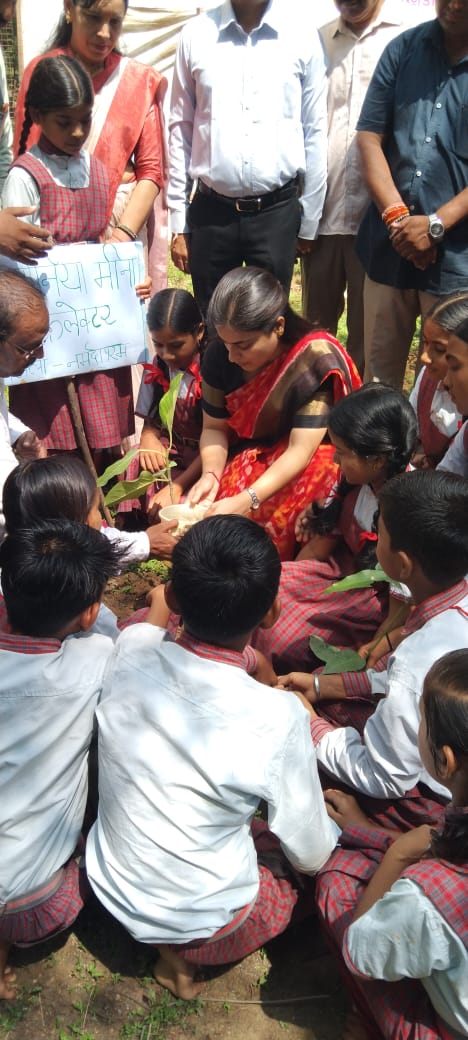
[{"xmin": 235, "ymin": 196, "xmax": 262, "ymax": 214}]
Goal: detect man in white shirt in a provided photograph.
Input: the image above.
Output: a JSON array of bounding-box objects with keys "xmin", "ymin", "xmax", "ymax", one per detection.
[
  {"xmin": 87, "ymin": 515, "xmax": 338, "ymax": 999},
  {"xmin": 168, "ymin": 0, "xmax": 327, "ymax": 314},
  {"xmin": 302, "ymin": 0, "xmax": 404, "ymax": 373},
  {"xmin": 0, "ymin": 268, "xmax": 48, "ymax": 540}
]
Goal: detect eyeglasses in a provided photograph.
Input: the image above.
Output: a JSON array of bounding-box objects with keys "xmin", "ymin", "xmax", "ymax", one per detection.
[{"xmin": 12, "ymin": 342, "xmax": 44, "ymax": 361}]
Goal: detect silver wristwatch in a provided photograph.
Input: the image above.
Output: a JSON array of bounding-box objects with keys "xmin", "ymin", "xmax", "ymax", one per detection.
[
  {"xmin": 246, "ymin": 487, "xmax": 260, "ymax": 510},
  {"xmin": 428, "ymin": 213, "xmax": 445, "ymax": 242}
]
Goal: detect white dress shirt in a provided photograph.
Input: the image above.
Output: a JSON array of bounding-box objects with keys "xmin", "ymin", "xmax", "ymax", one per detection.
[
  {"xmin": 345, "ymin": 878, "xmax": 468, "ymax": 1037},
  {"xmin": 168, "ymin": 0, "xmax": 327, "ymax": 239},
  {"xmin": 0, "ymin": 46, "xmax": 12, "ymax": 195},
  {"xmin": 0, "ymin": 623, "xmax": 114, "ymax": 903},
  {"xmin": 311, "ymin": 584, "xmax": 468, "ymax": 799},
  {"xmin": 0, "ymin": 380, "xmax": 30, "ymax": 542},
  {"xmin": 318, "ymin": 2, "xmax": 404, "ymax": 236},
  {"xmin": 87, "ymin": 623, "xmax": 338, "ymax": 944}
]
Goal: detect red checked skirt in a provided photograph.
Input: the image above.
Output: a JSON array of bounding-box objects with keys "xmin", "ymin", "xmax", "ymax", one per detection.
[
  {"xmin": 171, "ymin": 820, "xmax": 303, "ymax": 966},
  {"xmin": 0, "ymin": 857, "xmax": 89, "ymax": 947},
  {"xmin": 9, "ymin": 369, "xmax": 134, "ymax": 451}
]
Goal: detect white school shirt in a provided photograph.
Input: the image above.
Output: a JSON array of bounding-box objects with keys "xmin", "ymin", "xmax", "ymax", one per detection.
[
  {"xmin": 168, "ymin": 0, "xmax": 327, "ymax": 239},
  {"xmin": 0, "ymin": 381, "xmax": 30, "ymax": 543},
  {"xmin": 437, "ymin": 420, "xmax": 468, "ymax": 478},
  {"xmin": 409, "ymin": 368, "xmax": 461, "ymax": 439},
  {"xmin": 311, "ymin": 583, "xmax": 468, "ymax": 799},
  {"xmin": 86, "ymin": 623, "xmax": 338, "ymax": 944},
  {"xmin": 318, "ymin": 1, "xmax": 404, "ymax": 236},
  {"xmin": 345, "ymin": 879, "xmax": 468, "ymax": 1037},
  {"xmin": 0, "ymin": 624, "xmax": 114, "ymax": 902},
  {"xmin": 1, "ymin": 144, "xmax": 91, "ymax": 220}
]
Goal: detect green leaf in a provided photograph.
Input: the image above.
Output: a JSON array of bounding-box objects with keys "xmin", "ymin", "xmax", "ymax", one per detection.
[
  {"xmin": 309, "ymin": 634, "xmax": 366, "ymax": 674},
  {"xmin": 159, "ymin": 371, "xmax": 183, "ymax": 431},
  {"xmin": 323, "ymin": 565, "xmax": 391, "ymax": 594},
  {"xmin": 104, "ymin": 471, "xmax": 159, "ymax": 507},
  {"xmin": 96, "ymin": 448, "xmax": 138, "ymax": 487}
]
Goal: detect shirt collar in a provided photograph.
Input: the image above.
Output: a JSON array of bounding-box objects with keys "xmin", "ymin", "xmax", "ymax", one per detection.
[
  {"xmin": 403, "ymin": 579, "xmax": 468, "ymax": 636},
  {"xmin": 0, "ymin": 599, "xmax": 61, "ymax": 655},
  {"xmin": 334, "ymin": 0, "xmax": 403, "ymax": 38},
  {"xmin": 177, "ymin": 630, "xmax": 251, "ymax": 671},
  {"xmin": 219, "ymin": 0, "xmax": 278, "ymax": 36}
]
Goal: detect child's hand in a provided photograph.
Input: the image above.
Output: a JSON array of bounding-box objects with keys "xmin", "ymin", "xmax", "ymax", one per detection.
[
  {"xmin": 148, "ymin": 484, "xmax": 183, "ymax": 521},
  {"xmin": 294, "ymin": 506, "xmax": 313, "ymax": 543},
  {"xmin": 384, "ymin": 825, "xmax": 432, "ymax": 866},
  {"xmin": 324, "ymin": 790, "xmax": 371, "ymax": 829},
  {"xmin": 276, "ymin": 671, "xmax": 316, "ymax": 696},
  {"xmin": 145, "ymin": 520, "xmax": 178, "ymax": 559},
  {"xmin": 139, "ymin": 428, "xmax": 167, "ymax": 474},
  {"xmin": 14, "ymin": 430, "xmax": 47, "ymax": 460},
  {"xmin": 145, "ymin": 584, "xmax": 171, "ymax": 628},
  {"xmin": 135, "ymin": 275, "xmax": 152, "ymax": 301}
]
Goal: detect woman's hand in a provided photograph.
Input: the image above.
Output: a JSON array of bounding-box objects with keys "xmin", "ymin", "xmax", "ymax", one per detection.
[
  {"xmin": 14, "ymin": 430, "xmax": 47, "ymax": 460},
  {"xmin": 187, "ymin": 472, "xmax": 219, "ymax": 506},
  {"xmin": 207, "ymin": 492, "xmax": 251, "ymax": 517}
]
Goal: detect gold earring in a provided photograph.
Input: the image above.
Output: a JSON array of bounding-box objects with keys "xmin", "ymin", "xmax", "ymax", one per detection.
[{"xmin": 65, "ymin": 12, "xmax": 72, "ymax": 23}]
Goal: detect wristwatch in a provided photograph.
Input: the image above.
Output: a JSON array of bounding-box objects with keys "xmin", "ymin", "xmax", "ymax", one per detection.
[
  {"xmin": 246, "ymin": 487, "xmax": 260, "ymax": 510},
  {"xmin": 428, "ymin": 213, "xmax": 445, "ymax": 242}
]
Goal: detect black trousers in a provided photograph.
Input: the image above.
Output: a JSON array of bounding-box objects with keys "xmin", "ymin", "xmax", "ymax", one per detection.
[{"xmin": 188, "ymin": 188, "xmax": 302, "ymax": 317}]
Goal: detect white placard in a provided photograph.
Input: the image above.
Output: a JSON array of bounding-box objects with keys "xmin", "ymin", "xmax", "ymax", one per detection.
[{"xmin": 5, "ymin": 241, "xmax": 148, "ymax": 386}]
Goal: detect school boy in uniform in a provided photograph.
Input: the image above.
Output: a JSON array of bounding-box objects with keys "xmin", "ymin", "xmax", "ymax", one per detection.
[
  {"xmin": 87, "ymin": 515, "xmax": 338, "ymax": 1000},
  {"xmin": 0, "ymin": 519, "xmax": 122, "ymax": 999},
  {"xmin": 280, "ymin": 470, "xmax": 468, "ymax": 829}
]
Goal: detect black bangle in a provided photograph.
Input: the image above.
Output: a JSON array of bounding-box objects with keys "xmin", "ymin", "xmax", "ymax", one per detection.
[
  {"xmin": 386, "ymin": 632, "xmax": 393, "ymax": 652},
  {"xmin": 115, "ymin": 223, "xmax": 137, "ymax": 241}
]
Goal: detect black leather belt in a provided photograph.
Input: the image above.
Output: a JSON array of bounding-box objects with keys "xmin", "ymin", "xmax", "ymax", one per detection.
[{"xmin": 196, "ymin": 177, "xmax": 299, "ymax": 213}]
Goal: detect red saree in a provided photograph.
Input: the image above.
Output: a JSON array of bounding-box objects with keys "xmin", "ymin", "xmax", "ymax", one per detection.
[{"xmin": 217, "ymin": 333, "xmax": 361, "ymax": 559}]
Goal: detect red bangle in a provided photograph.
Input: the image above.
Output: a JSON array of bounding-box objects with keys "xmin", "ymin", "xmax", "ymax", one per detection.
[
  {"xmin": 382, "ymin": 204, "xmax": 409, "ymax": 228},
  {"xmin": 206, "ymin": 471, "xmax": 220, "ymax": 483}
]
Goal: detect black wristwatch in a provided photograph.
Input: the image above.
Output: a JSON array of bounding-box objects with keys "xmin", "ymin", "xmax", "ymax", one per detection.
[{"xmin": 428, "ymin": 213, "xmax": 445, "ymax": 242}]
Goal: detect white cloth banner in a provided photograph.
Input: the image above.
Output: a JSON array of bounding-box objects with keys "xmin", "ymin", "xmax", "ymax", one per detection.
[{"xmin": 5, "ymin": 241, "xmax": 148, "ymax": 386}]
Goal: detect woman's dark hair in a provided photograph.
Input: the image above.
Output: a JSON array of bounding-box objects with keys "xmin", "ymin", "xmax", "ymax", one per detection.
[
  {"xmin": 147, "ymin": 288, "xmax": 203, "ymax": 339},
  {"xmin": 18, "ymin": 55, "xmax": 94, "ymax": 155},
  {"xmin": 207, "ymin": 266, "xmax": 313, "ymax": 347},
  {"xmin": 48, "ymin": 0, "xmax": 128, "ymax": 50},
  {"xmin": 453, "ymin": 316, "xmax": 468, "ymax": 348},
  {"xmin": 3, "ymin": 456, "xmax": 97, "ymax": 533},
  {"xmin": 422, "ymin": 651, "xmax": 468, "ymax": 864},
  {"xmin": 425, "ymin": 290, "xmax": 468, "ymax": 333},
  {"xmin": 306, "ymin": 384, "xmax": 417, "ymax": 568}
]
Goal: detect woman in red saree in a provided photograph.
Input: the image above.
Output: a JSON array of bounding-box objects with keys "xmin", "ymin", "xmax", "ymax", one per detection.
[
  {"xmin": 10, "ymin": 0, "xmax": 167, "ymax": 461},
  {"xmin": 188, "ymin": 267, "xmax": 361, "ymax": 560}
]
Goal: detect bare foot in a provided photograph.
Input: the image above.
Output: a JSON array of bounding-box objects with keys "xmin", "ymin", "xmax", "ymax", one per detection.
[
  {"xmin": 342, "ymin": 1008, "xmax": 371, "ymax": 1040},
  {"xmin": 0, "ymin": 966, "xmax": 17, "ymax": 1000},
  {"xmin": 153, "ymin": 948, "xmax": 204, "ymax": 1000}
]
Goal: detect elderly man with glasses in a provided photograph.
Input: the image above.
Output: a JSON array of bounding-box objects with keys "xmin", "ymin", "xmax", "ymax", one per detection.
[{"xmin": 0, "ymin": 267, "xmax": 49, "ymax": 539}]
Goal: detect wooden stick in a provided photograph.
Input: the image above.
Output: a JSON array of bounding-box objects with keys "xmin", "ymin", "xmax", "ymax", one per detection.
[{"xmin": 65, "ymin": 377, "xmax": 115, "ymax": 528}]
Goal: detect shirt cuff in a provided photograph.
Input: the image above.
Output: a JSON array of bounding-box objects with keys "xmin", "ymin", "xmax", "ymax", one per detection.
[
  {"xmin": 310, "ymin": 716, "xmax": 335, "ymax": 747},
  {"xmin": 342, "ymin": 670, "xmax": 373, "ymax": 697}
]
